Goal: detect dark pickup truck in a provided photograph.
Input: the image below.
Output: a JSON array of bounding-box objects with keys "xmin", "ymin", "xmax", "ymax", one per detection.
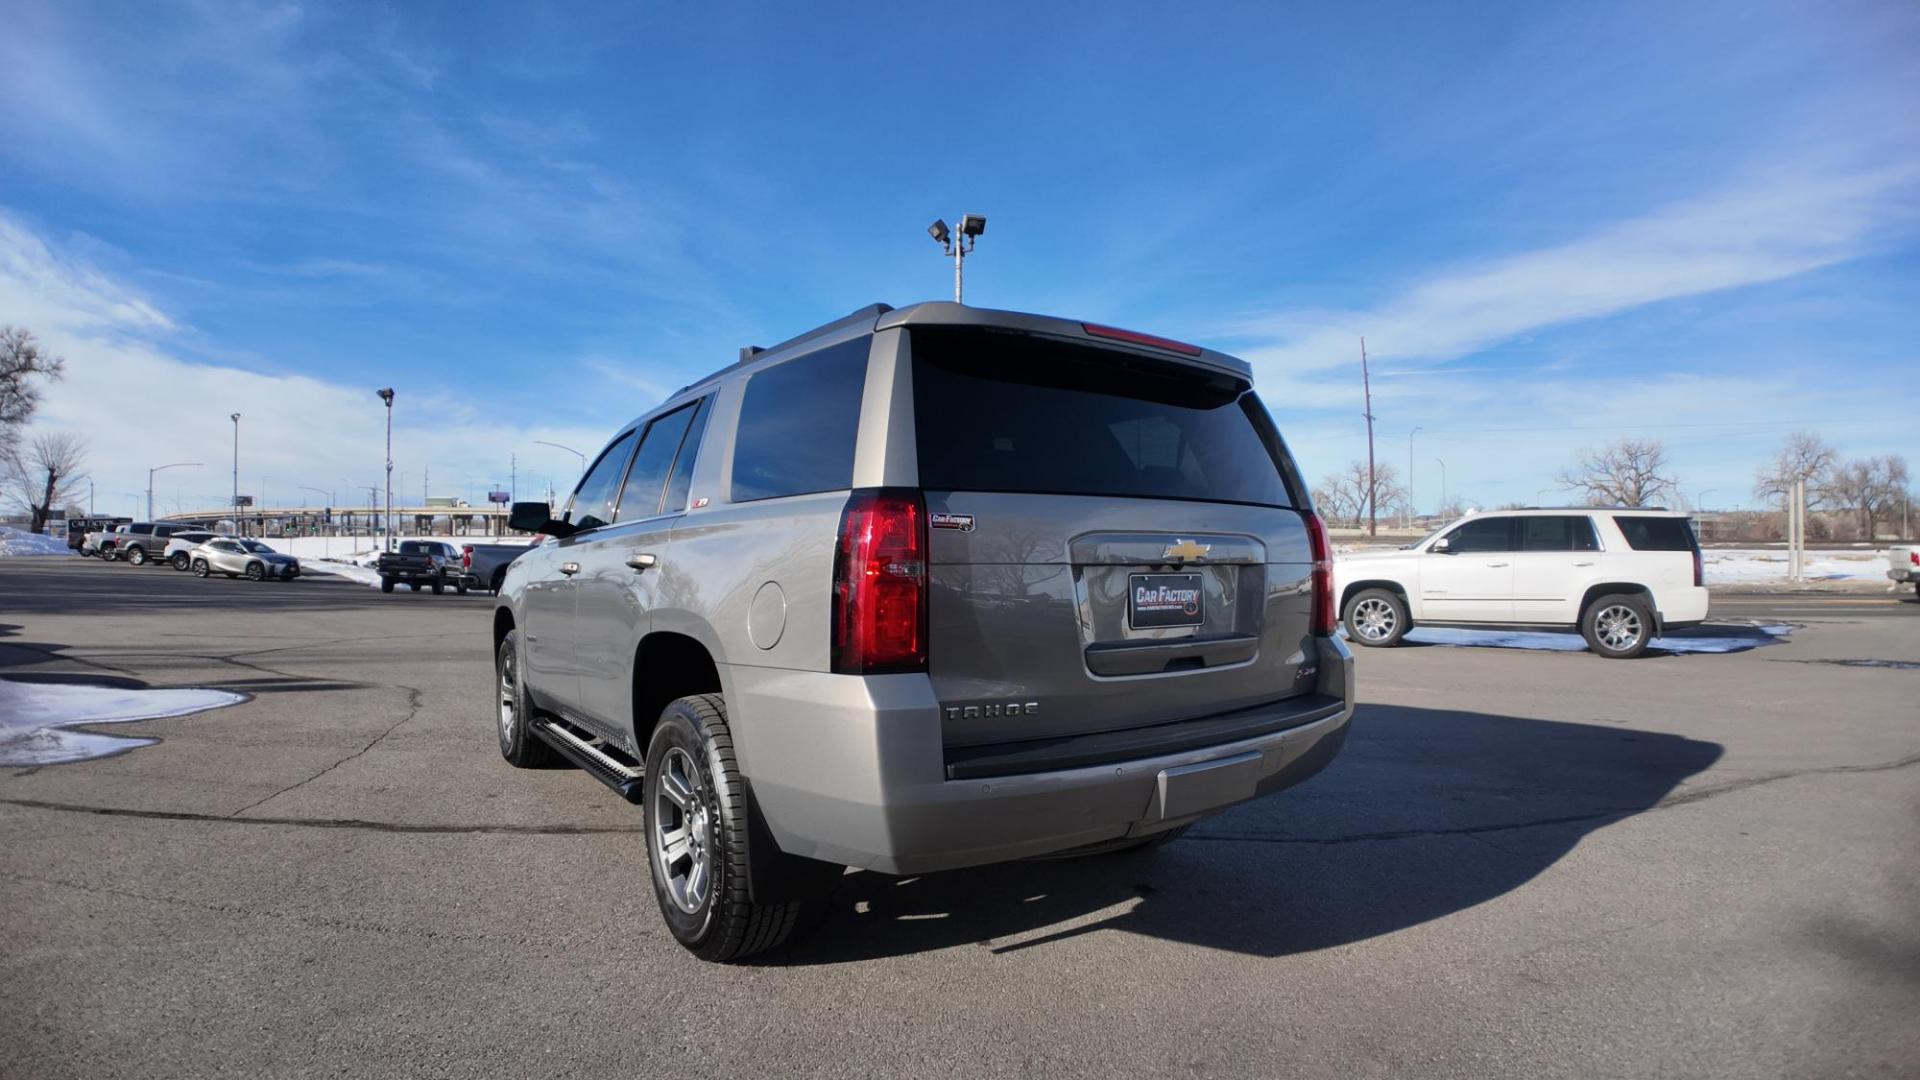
[
  {"xmin": 459, "ymin": 541, "xmax": 535, "ymax": 594},
  {"xmin": 376, "ymin": 540, "xmax": 465, "ymax": 594}
]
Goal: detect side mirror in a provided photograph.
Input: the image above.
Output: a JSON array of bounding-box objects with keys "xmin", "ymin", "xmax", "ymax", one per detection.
[
  {"xmin": 508, "ymin": 500, "xmax": 573, "ymax": 538},
  {"xmin": 1430, "ymin": 537, "xmax": 1453, "ymax": 554}
]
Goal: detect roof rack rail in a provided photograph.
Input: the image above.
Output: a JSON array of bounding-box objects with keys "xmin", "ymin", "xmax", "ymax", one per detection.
[
  {"xmin": 673, "ymin": 303, "xmax": 893, "ymax": 397},
  {"xmin": 1514, "ymin": 505, "xmax": 1672, "ymax": 512}
]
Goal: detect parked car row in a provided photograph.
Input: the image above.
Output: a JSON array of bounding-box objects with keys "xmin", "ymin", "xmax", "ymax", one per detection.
[{"xmin": 79, "ymin": 522, "xmax": 301, "ymax": 582}]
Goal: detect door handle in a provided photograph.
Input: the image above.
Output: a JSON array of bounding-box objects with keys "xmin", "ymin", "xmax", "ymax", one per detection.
[
  {"xmin": 1486, "ymin": 562, "xmax": 1509, "ymax": 568},
  {"xmin": 1574, "ymin": 561, "xmax": 1595, "ymax": 567},
  {"xmin": 560, "ymin": 561, "xmax": 581, "ymax": 576},
  {"xmin": 626, "ymin": 553, "xmax": 658, "ymax": 571}
]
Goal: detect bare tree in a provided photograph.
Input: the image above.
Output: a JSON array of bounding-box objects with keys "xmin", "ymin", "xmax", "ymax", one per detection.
[
  {"xmin": 0, "ymin": 326, "xmax": 66, "ymax": 457},
  {"xmin": 1819, "ymin": 455, "xmax": 1909, "ymax": 540},
  {"xmin": 1555, "ymin": 438, "xmax": 1677, "ymax": 507},
  {"xmin": 1311, "ymin": 477, "xmax": 1358, "ymax": 527},
  {"xmin": 1753, "ymin": 431, "xmax": 1837, "ymax": 505},
  {"xmin": 2, "ymin": 432, "xmax": 88, "ymax": 532},
  {"xmin": 1316, "ymin": 461, "xmax": 1408, "ymax": 527}
]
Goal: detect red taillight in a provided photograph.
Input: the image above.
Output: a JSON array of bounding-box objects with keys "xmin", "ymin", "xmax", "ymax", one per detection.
[
  {"xmin": 832, "ymin": 489, "xmax": 928, "ymax": 674},
  {"xmin": 1305, "ymin": 511, "xmax": 1335, "ymax": 636},
  {"xmin": 1911, "ymin": 551, "xmax": 1919, "ymax": 567},
  {"xmin": 1080, "ymin": 322, "xmax": 1204, "ymax": 356},
  {"xmin": 1693, "ymin": 548, "xmax": 1704, "ymax": 587},
  {"xmin": 462, "ymin": 545, "xmax": 473, "ymax": 569}
]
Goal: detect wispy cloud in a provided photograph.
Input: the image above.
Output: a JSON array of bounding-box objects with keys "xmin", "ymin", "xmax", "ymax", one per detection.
[
  {"xmin": 1229, "ymin": 162, "xmax": 1920, "ymax": 376},
  {"xmin": 0, "ymin": 210, "xmax": 611, "ymax": 512}
]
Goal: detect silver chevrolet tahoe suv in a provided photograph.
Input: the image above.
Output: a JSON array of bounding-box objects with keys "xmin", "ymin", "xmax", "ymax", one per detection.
[{"xmin": 493, "ymin": 302, "xmax": 1354, "ymax": 960}]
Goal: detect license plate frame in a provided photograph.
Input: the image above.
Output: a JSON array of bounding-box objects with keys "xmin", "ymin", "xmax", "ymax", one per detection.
[{"xmin": 1128, "ymin": 572, "xmax": 1206, "ymax": 630}]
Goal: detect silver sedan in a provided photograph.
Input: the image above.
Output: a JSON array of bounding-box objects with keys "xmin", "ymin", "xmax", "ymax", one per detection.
[{"xmin": 188, "ymin": 538, "xmax": 301, "ymax": 582}]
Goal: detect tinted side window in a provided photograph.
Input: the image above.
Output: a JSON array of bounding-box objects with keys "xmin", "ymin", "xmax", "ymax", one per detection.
[
  {"xmin": 1613, "ymin": 516, "xmax": 1698, "ymax": 551},
  {"xmin": 1445, "ymin": 517, "xmax": 1514, "ymax": 553},
  {"xmin": 662, "ymin": 398, "xmax": 711, "ymax": 514},
  {"xmin": 730, "ymin": 339, "xmax": 869, "ymax": 502},
  {"xmin": 1518, "ymin": 515, "xmax": 1594, "ymax": 551},
  {"xmin": 614, "ymin": 401, "xmax": 700, "ymax": 523},
  {"xmin": 566, "ymin": 430, "xmax": 639, "ymax": 531}
]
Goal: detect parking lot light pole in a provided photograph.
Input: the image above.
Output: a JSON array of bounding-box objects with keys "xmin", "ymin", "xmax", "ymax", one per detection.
[
  {"xmin": 230, "ymin": 413, "xmax": 241, "ymax": 534},
  {"xmin": 533, "ymin": 440, "xmax": 586, "ymax": 475},
  {"xmin": 147, "ymin": 462, "xmax": 201, "ymax": 521},
  {"xmin": 1435, "ymin": 458, "xmax": 1447, "ymax": 515},
  {"xmin": 1406, "ymin": 427, "xmax": 1422, "ymax": 527},
  {"xmin": 377, "ymin": 389, "xmax": 396, "ymax": 552}
]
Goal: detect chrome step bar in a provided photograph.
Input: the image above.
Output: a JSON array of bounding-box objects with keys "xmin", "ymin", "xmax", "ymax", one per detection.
[{"xmin": 531, "ymin": 718, "xmax": 645, "ymax": 804}]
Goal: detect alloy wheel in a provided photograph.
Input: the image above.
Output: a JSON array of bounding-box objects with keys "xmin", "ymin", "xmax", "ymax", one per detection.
[
  {"xmin": 1595, "ymin": 604, "xmax": 1644, "ymax": 652},
  {"xmin": 1352, "ymin": 597, "xmax": 1398, "ymax": 641},
  {"xmin": 652, "ymin": 747, "xmax": 713, "ymax": 916}
]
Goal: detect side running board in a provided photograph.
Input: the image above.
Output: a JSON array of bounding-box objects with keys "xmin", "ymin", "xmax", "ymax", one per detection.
[{"xmin": 531, "ymin": 718, "xmax": 645, "ymax": 804}]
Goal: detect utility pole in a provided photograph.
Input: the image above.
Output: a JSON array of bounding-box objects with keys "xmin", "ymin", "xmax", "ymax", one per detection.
[
  {"xmin": 511, "ymin": 453, "xmax": 517, "ymax": 503},
  {"xmin": 1436, "ymin": 458, "xmax": 1448, "ymax": 515},
  {"xmin": 1361, "ymin": 337, "xmax": 1377, "ymax": 536}
]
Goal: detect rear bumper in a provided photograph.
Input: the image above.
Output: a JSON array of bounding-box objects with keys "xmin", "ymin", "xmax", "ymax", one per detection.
[
  {"xmin": 1890, "ymin": 569, "xmax": 1918, "ymax": 583},
  {"xmin": 1658, "ymin": 586, "xmax": 1710, "ymax": 627},
  {"xmin": 731, "ymin": 635, "xmax": 1356, "ymax": 876}
]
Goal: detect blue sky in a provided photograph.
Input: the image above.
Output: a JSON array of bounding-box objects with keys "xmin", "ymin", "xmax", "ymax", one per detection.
[{"xmin": 1, "ymin": 0, "xmax": 1916, "ymax": 516}]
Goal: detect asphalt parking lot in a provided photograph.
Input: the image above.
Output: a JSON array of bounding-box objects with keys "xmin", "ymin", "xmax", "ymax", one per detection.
[{"xmin": 3, "ymin": 557, "xmax": 1917, "ymax": 1079}]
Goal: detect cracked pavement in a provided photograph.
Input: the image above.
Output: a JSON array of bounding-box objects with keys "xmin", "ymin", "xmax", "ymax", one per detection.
[{"xmin": 3, "ymin": 557, "xmax": 1917, "ymax": 1079}]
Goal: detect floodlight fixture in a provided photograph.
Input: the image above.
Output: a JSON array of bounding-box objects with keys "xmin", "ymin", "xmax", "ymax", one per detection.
[{"xmin": 928, "ymin": 210, "xmax": 988, "ymax": 303}]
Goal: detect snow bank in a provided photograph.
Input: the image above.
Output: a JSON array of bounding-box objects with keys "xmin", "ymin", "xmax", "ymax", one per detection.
[
  {"xmin": 1701, "ymin": 548, "xmax": 1888, "ymax": 584},
  {"xmin": 0, "ymin": 526, "xmax": 70, "ymax": 557},
  {"xmin": 0, "ymin": 678, "xmax": 246, "ymax": 766}
]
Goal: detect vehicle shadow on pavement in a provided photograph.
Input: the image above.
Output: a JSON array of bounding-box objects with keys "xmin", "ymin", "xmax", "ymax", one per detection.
[{"xmin": 775, "ymin": 705, "xmax": 1722, "ymax": 964}]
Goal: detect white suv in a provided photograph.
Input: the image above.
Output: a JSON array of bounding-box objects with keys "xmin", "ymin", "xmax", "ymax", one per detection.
[{"xmin": 1332, "ymin": 508, "xmax": 1709, "ymax": 659}]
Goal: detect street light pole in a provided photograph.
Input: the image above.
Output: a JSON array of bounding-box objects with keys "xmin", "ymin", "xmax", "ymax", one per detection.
[
  {"xmin": 1435, "ymin": 458, "xmax": 1448, "ymax": 514},
  {"xmin": 1406, "ymin": 427, "xmax": 1422, "ymax": 527},
  {"xmin": 147, "ymin": 463, "xmax": 201, "ymax": 520},
  {"xmin": 230, "ymin": 413, "xmax": 241, "ymax": 536},
  {"xmin": 533, "ymin": 440, "xmax": 587, "ymax": 474},
  {"xmin": 377, "ymin": 389, "xmax": 395, "ymax": 552}
]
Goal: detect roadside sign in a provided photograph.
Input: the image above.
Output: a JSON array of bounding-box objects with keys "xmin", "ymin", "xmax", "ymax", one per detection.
[{"xmin": 487, "ymin": 491, "xmax": 511, "ymax": 504}]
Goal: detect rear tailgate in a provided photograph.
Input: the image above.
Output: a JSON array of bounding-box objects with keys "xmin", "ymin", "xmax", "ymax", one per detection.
[{"xmin": 910, "ymin": 326, "xmax": 1319, "ymax": 752}]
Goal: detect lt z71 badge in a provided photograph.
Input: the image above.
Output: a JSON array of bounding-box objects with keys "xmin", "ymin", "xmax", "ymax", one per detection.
[{"xmin": 930, "ymin": 512, "xmax": 975, "ymax": 532}]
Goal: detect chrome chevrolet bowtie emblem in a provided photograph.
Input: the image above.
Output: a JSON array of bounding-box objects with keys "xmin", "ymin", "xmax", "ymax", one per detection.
[{"xmin": 1162, "ymin": 538, "xmax": 1211, "ymax": 561}]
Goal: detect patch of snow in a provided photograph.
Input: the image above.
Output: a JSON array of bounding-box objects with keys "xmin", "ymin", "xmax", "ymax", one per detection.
[
  {"xmin": 0, "ymin": 526, "xmax": 71, "ymax": 557},
  {"xmin": 0, "ymin": 678, "xmax": 246, "ymax": 766},
  {"xmin": 302, "ymin": 559, "xmax": 385, "ymax": 588}
]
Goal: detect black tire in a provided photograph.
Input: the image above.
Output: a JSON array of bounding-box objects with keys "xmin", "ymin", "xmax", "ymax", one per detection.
[
  {"xmin": 1342, "ymin": 587, "xmax": 1410, "ymax": 647},
  {"xmin": 1582, "ymin": 592, "xmax": 1654, "ymax": 659},
  {"xmin": 245, "ymin": 561, "xmax": 265, "ymax": 582},
  {"xmin": 170, "ymin": 552, "xmax": 190, "ymax": 571},
  {"xmin": 495, "ymin": 630, "xmax": 558, "ymax": 768},
  {"xmin": 455, "ymin": 582, "xmax": 468, "ymax": 595},
  {"xmin": 432, "ymin": 581, "xmax": 444, "ymax": 595},
  {"xmin": 407, "ymin": 582, "xmax": 419, "ymax": 592},
  {"xmin": 126, "ymin": 546, "xmax": 148, "ymax": 566},
  {"xmin": 645, "ymin": 694, "xmax": 805, "ymax": 962},
  {"xmin": 192, "ymin": 559, "xmax": 210, "ymax": 578},
  {"xmin": 380, "ymin": 577, "xmax": 395, "ymax": 593},
  {"xmin": 490, "ymin": 568, "xmax": 507, "ymax": 595}
]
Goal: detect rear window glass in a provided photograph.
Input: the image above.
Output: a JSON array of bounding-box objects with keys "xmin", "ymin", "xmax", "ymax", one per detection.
[
  {"xmin": 730, "ymin": 339, "xmax": 869, "ymax": 502},
  {"xmin": 910, "ymin": 329, "xmax": 1298, "ymax": 507},
  {"xmin": 1613, "ymin": 516, "xmax": 1698, "ymax": 551}
]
